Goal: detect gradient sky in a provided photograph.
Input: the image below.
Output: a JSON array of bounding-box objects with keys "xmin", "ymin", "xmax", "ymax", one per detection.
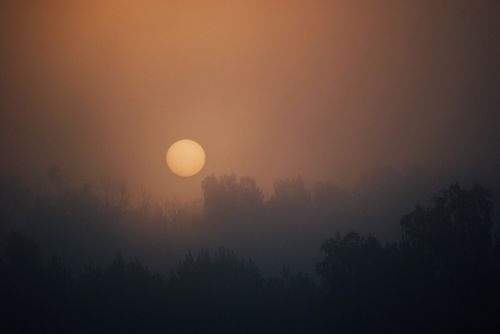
[{"xmin": 1, "ymin": 0, "xmax": 499, "ymax": 200}]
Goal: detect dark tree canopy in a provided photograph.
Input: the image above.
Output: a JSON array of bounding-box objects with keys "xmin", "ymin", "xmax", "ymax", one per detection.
[
  {"xmin": 401, "ymin": 184, "xmax": 493, "ymax": 267},
  {"xmin": 1, "ymin": 183, "xmax": 500, "ymax": 333}
]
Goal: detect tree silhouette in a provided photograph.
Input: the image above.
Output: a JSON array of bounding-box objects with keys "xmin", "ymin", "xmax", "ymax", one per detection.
[
  {"xmin": 401, "ymin": 184, "xmax": 493, "ymax": 273},
  {"xmin": 268, "ymin": 177, "xmax": 312, "ymax": 214},
  {"xmin": 202, "ymin": 174, "xmax": 264, "ymax": 223},
  {"xmin": 1, "ymin": 180, "xmax": 500, "ymax": 333}
]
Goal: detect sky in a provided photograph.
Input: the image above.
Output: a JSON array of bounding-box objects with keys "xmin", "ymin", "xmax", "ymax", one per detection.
[{"xmin": 1, "ymin": 0, "xmax": 499, "ymax": 201}]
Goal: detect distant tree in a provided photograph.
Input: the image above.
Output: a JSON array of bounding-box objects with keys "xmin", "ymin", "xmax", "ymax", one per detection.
[
  {"xmin": 268, "ymin": 177, "xmax": 312, "ymax": 214},
  {"xmin": 202, "ymin": 174, "xmax": 264, "ymax": 222}
]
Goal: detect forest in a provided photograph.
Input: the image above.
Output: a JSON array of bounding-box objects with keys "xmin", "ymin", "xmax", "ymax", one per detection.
[{"xmin": 1, "ymin": 172, "xmax": 500, "ymax": 333}]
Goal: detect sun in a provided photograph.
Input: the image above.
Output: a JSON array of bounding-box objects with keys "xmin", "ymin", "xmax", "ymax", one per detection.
[{"xmin": 166, "ymin": 139, "xmax": 206, "ymax": 177}]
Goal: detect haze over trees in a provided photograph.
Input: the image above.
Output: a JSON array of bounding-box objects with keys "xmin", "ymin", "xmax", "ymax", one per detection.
[{"xmin": 1, "ymin": 170, "xmax": 500, "ymax": 332}]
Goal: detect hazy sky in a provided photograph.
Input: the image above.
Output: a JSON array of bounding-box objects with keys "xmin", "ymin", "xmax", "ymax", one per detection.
[{"xmin": 1, "ymin": 0, "xmax": 499, "ymax": 200}]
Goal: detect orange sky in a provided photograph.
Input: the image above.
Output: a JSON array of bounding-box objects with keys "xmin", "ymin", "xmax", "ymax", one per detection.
[{"xmin": 1, "ymin": 0, "xmax": 499, "ymax": 200}]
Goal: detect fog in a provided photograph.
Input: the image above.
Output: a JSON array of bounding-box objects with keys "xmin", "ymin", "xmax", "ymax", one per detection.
[
  {"xmin": 1, "ymin": 0, "xmax": 499, "ymax": 202},
  {"xmin": 1, "ymin": 0, "xmax": 500, "ymax": 272},
  {"xmin": 1, "ymin": 170, "xmax": 497, "ymax": 276},
  {"xmin": 2, "ymin": 3, "xmax": 500, "ymax": 332}
]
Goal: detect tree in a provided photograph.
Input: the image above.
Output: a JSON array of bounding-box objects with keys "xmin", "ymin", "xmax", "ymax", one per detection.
[
  {"xmin": 202, "ymin": 174, "xmax": 264, "ymax": 222},
  {"xmin": 316, "ymin": 232, "xmax": 391, "ymax": 331},
  {"xmin": 401, "ymin": 184, "xmax": 493, "ymax": 270},
  {"xmin": 268, "ymin": 177, "xmax": 312, "ymax": 213}
]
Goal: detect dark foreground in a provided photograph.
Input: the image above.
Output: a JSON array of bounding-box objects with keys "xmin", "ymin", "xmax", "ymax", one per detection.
[{"xmin": 1, "ymin": 184, "xmax": 500, "ymax": 333}]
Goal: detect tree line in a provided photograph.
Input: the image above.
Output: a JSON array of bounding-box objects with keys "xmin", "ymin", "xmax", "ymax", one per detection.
[{"xmin": 1, "ymin": 173, "xmax": 500, "ymax": 332}]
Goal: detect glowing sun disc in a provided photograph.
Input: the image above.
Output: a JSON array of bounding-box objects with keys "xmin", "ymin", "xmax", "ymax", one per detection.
[{"xmin": 166, "ymin": 139, "xmax": 206, "ymax": 177}]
